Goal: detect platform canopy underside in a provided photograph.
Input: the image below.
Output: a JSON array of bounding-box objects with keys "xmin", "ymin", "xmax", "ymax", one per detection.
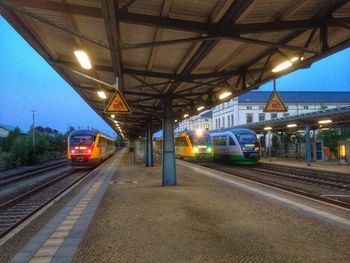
[{"xmin": 1, "ymin": 0, "xmax": 350, "ymax": 138}]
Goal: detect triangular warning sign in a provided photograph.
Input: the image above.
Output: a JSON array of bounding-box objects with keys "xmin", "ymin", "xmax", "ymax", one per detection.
[
  {"xmin": 104, "ymin": 90, "xmax": 131, "ymax": 114},
  {"xmin": 263, "ymin": 91, "xmax": 287, "ymax": 112}
]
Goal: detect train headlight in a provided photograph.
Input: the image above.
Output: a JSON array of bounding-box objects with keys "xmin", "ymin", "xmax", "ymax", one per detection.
[
  {"xmin": 88, "ymin": 149, "xmax": 92, "ymax": 154},
  {"xmin": 71, "ymin": 149, "xmax": 75, "ymax": 153},
  {"xmin": 207, "ymin": 147, "xmax": 212, "ymax": 152},
  {"xmin": 194, "ymin": 147, "xmax": 199, "ymax": 153}
]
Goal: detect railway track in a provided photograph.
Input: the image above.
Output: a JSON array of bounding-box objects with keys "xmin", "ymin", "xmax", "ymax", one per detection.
[
  {"xmin": 190, "ymin": 160, "xmax": 350, "ymax": 209},
  {"xmin": 0, "ymin": 159, "xmax": 69, "ymax": 187},
  {"xmin": 246, "ymin": 166, "xmax": 350, "ymax": 191},
  {"xmin": 0, "ymin": 168, "xmax": 91, "ymax": 238}
]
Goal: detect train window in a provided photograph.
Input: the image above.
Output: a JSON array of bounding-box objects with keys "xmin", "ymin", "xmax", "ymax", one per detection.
[
  {"xmin": 98, "ymin": 137, "xmax": 106, "ymax": 147},
  {"xmin": 70, "ymin": 135, "xmax": 95, "ymax": 146},
  {"xmin": 213, "ymin": 136, "xmax": 226, "ymax": 146},
  {"xmin": 236, "ymin": 133, "xmax": 257, "ymax": 144},
  {"xmin": 229, "ymin": 137, "xmax": 235, "ymax": 145},
  {"xmin": 176, "ymin": 137, "xmax": 188, "ymax": 146}
]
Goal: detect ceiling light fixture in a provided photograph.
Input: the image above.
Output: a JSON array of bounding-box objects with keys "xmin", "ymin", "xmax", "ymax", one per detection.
[
  {"xmin": 318, "ymin": 119, "xmax": 332, "ymax": 124},
  {"xmin": 272, "ymin": 56, "xmax": 300, "ymax": 73},
  {"xmin": 219, "ymin": 91, "xmax": 232, "ymax": 100},
  {"xmin": 197, "ymin": 106, "xmax": 205, "ymax": 111},
  {"xmin": 287, "ymin": 123, "xmax": 297, "ymax": 128},
  {"xmin": 74, "ymin": 50, "xmax": 92, "ymax": 69},
  {"xmin": 97, "ymin": 91, "xmax": 106, "ymax": 99}
]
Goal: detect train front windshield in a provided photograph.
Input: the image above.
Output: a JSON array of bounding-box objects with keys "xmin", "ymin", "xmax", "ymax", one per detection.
[
  {"xmin": 235, "ymin": 133, "xmax": 258, "ymax": 144},
  {"xmin": 70, "ymin": 135, "xmax": 95, "ymax": 146},
  {"xmin": 191, "ymin": 134, "xmax": 211, "ymax": 146}
]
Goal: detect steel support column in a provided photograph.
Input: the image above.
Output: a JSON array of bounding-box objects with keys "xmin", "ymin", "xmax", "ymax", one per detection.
[
  {"xmin": 162, "ymin": 96, "xmax": 176, "ymax": 186},
  {"xmin": 146, "ymin": 118, "xmax": 153, "ymax": 167},
  {"xmin": 305, "ymin": 125, "xmax": 311, "ymax": 166}
]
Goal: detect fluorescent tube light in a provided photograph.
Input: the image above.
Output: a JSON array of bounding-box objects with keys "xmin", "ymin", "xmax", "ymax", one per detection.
[
  {"xmin": 97, "ymin": 91, "xmax": 106, "ymax": 99},
  {"xmin": 318, "ymin": 119, "xmax": 332, "ymax": 124},
  {"xmin": 219, "ymin": 91, "xmax": 232, "ymax": 100},
  {"xmin": 272, "ymin": 57, "xmax": 300, "ymax": 72},
  {"xmin": 74, "ymin": 50, "xmax": 92, "ymax": 69}
]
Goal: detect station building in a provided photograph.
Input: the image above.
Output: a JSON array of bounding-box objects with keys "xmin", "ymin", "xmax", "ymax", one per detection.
[
  {"xmin": 177, "ymin": 91, "xmax": 350, "ymax": 131},
  {"xmin": 176, "ymin": 110, "xmax": 212, "ymax": 133}
]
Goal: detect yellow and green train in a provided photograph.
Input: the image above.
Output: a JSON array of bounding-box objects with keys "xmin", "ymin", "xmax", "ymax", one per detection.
[{"xmin": 153, "ymin": 129, "xmax": 213, "ymax": 160}]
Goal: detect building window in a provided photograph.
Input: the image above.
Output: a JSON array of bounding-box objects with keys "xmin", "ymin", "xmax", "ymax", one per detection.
[
  {"xmin": 246, "ymin": 113, "xmax": 253, "ymax": 123},
  {"xmin": 205, "ymin": 118, "xmax": 208, "ymax": 121},
  {"xmin": 271, "ymin": 113, "xmax": 278, "ymax": 119},
  {"xmin": 259, "ymin": 113, "xmax": 265, "ymax": 121},
  {"xmin": 283, "ymin": 113, "xmax": 289, "ymax": 117},
  {"xmin": 303, "ymin": 105, "xmax": 309, "ymax": 109},
  {"xmin": 216, "ymin": 119, "xmax": 218, "ymax": 129},
  {"xmin": 204, "ymin": 124, "xmax": 209, "ymax": 130},
  {"xmin": 222, "ymin": 117, "xmax": 225, "ymax": 128},
  {"xmin": 259, "ymin": 105, "xmax": 264, "ymax": 110},
  {"xmin": 231, "ymin": 115, "xmax": 234, "ymax": 126},
  {"xmin": 247, "ymin": 106, "xmax": 252, "ymax": 110},
  {"xmin": 218, "ymin": 118, "xmax": 220, "ymax": 128},
  {"xmin": 227, "ymin": 116, "xmax": 230, "ymax": 127}
]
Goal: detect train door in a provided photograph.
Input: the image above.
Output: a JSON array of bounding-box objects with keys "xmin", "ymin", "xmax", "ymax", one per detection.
[
  {"xmin": 228, "ymin": 135, "xmax": 240, "ymax": 155},
  {"xmin": 212, "ymin": 134, "xmax": 226, "ymax": 160}
]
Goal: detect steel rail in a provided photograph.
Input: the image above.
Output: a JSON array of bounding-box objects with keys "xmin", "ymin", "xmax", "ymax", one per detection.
[
  {"xmin": 0, "ymin": 169, "xmax": 91, "ymax": 238},
  {"xmin": 0, "ymin": 161, "xmax": 69, "ymax": 188},
  {"xmin": 190, "ymin": 161, "xmax": 350, "ymax": 209}
]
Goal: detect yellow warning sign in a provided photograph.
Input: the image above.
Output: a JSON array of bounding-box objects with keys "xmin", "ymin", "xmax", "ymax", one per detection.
[
  {"xmin": 263, "ymin": 91, "xmax": 287, "ymax": 112},
  {"xmin": 104, "ymin": 90, "xmax": 131, "ymax": 114}
]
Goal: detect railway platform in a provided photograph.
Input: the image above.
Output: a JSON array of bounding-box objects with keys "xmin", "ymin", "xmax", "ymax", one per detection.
[
  {"xmin": 7, "ymin": 150, "xmax": 350, "ymax": 263},
  {"xmin": 260, "ymin": 157, "xmax": 350, "ymax": 175}
]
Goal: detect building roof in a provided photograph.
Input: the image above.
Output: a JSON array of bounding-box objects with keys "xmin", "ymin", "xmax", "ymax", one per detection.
[
  {"xmin": 200, "ymin": 110, "xmax": 212, "ymax": 118},
  {"xmin": 237, "ymin": 106, "xmax": 350, "ymax": 131},
  {"xmin": 238, "ymin": 91, "xmax": 350, "ymax": 103},
  {"xmin": 0, "ymin": 124, "xmax": 17, "ymax": 132}
]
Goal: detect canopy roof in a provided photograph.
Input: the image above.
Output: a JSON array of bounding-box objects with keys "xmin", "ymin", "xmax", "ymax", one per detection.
[
  {"xmin": 236, "ymin": 106, "xmax": 350, "ymax": 132},
  {"xmin": 1, "ymin": 0, "xmax": 349, "ymax": 138}
]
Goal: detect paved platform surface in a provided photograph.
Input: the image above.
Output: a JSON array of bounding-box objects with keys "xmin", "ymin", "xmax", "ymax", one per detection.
[
  {"xmin": 260, "ymin": 157, "xmax": 350, "ymax": 174},
  {"xmin": 72, "ymin": 152, "xmax": 350, "ymax": 263}
]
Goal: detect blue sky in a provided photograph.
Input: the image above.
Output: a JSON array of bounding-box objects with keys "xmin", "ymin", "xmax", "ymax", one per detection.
[
  {"xmin": 0, "ymin": 16, "xmax": 115, "ymax": 137},
  {"xmin": 0, "ymin": 16, "xmax": 349, "ymax": 135}
]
